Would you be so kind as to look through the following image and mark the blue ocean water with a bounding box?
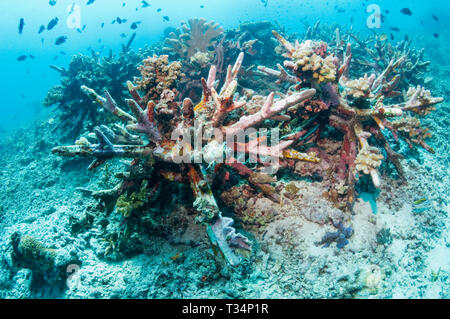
[0,0,448,300]
[0,0,447,131]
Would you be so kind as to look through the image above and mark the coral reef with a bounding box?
[164,18,224,61]
[49,19,443,271]
[44,47,155,139]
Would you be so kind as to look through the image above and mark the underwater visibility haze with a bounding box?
[0,0,448,299]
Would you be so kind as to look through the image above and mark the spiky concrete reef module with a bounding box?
[52,20,443,267]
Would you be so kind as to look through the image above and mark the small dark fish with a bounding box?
[433,33,439,38]
[38,25,45,34]
[121,19,128,23]
[29,54,35,59]
[123,2,125,6]
[76,28,82,33]
[53,55,59,61]
[157,8,162,12]
[404,35,409,42]
[49,0,56,6]
[142,0,150,7]
[87,0,95,5]
[390,34,394,40]
[130,22,138,30]
[47,17,59,30]
[390,27,400,32]
[385,10,390,14]
[18,18,25,35]
[200,5,204,8]
[101,22,105,28]
[163,16,169,22]
[17,55,28,61]
[21,94,26,98]
[112,19,116,24]
[55,36,67,45]
[120,33,127,38]
[432,14,439,22]
[116,17,122,24]
[400,8,412,16]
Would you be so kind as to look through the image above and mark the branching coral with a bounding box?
[53,50,319,266]
[164,18,224,60]
[259,30,443,208]
[44,48,154,138]
[50,20,443,267]
[272,31,336,85]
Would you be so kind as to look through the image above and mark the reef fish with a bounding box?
[17,55,28,61]
[163,16,170,22]
[86,0,95,5]
[38,25,45,34]
[432,14,439,22]
[18,18,25,35]
[400,8,412,16]
[47,17,59,30]
[378,34,388,41]
[142,0,150,7]
[55,36,67,45]
[49,0,56,5]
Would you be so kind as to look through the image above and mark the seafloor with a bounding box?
[0,32,449,299]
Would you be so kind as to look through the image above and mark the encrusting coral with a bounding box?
[51,20,443,267]
[44,48,155,139]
